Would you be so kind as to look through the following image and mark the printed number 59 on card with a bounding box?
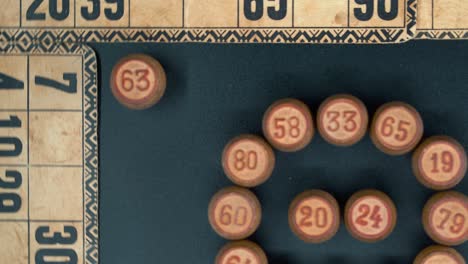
[0,0,414,43]
[21,0,128,27]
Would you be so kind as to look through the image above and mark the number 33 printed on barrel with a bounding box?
[317,95,368,146]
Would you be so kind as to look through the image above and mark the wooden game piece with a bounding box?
[208,186,262,240]
[412,136,467,190]
[344,189,397,243]
[288,190,340,243]
[222,135,275,187]
[317,94,368,146]
[370,102,424,155]
[422,191,468,246]
[414,245,466,264]
[215,240,268,264]
[110,54,166,110]
[262,99,314,152]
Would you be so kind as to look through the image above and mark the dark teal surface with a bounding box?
[93,41,468,263]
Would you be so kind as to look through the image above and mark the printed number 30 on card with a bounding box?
[0,47,98,264]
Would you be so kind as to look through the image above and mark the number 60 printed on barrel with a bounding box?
[209,187,262,240]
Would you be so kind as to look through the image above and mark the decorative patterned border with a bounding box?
[0,43,99,264]
[0,0,416,44]
[415,30,468,40]
[82,44,99,264]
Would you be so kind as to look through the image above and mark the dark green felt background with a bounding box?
[91,41,468,263]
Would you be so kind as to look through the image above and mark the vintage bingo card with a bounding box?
[0,42,98,264]
[0,0,416,44]
[416,0,468,39]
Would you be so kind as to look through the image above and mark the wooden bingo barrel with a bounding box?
[208,186,262,240]
[288,190,340,243]
[344,190,397,243]
[422,191,468,246]
[111,54,166,110]
[215,240,268,264]
[222,135,275,187]
[317,94,368,146]
[370,102,424,155]
[414,245,466,264]
[412,136,467,190]
[262,99,314,152]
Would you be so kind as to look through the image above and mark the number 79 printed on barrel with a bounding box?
[0,0,416,43]
[0,43,98,264]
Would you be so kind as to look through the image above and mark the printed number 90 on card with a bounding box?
[0,0,415,43]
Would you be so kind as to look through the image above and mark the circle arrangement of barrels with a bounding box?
[208,94,467,264]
